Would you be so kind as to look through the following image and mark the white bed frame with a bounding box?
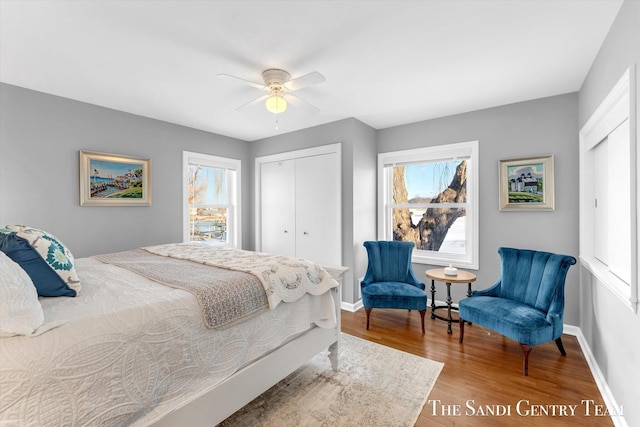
[151,265,347,427]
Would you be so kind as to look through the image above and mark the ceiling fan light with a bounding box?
[265,94,287,114]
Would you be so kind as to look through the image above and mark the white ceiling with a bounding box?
[0,0,623,142]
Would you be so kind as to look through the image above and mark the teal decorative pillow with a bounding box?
[0,225,80,297]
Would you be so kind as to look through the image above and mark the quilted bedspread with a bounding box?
[0,258,337,426]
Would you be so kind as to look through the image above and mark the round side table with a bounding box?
[425,268,477,334]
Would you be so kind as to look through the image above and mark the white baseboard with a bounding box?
[341,299,452,313]
[341,299,456,313]
[561,324,580,336]
[340,299,363,312]
[565,324,628,427]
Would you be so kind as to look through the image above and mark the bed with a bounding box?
[0,239,346,427]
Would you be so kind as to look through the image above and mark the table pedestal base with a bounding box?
[430,280,473,334]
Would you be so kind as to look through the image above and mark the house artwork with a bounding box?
[509,172,539,193]
[507,164,543,202]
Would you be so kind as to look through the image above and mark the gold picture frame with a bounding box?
[499,155,554,211]
[79,150,151,206]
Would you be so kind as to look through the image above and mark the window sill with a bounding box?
[580,255,637,314]
[412,253,478,270]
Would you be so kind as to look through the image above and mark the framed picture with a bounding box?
[499,155,554,211]
[79,150,151,206]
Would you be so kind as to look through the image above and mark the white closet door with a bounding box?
[260,160,296,257]
[295,153,341,266]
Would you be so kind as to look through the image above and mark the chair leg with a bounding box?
[419,310,426,334]
[365,307,372,330]
[519,343,533,376]
[459,318,465,343]
[555,337,567,356]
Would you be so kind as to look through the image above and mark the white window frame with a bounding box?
[579,66,638,313]
[182,151,241,249]
[378,140,479,269]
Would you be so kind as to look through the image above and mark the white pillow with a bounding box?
[0,251,44,337]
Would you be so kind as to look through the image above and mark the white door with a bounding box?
[295,153,341,266]
[260,160,296,257]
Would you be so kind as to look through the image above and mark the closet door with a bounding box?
[260,160,296,257]
[295,153,341,266]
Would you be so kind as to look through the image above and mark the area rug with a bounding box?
[218,333,444,426]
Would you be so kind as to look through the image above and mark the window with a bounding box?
[378,141,479,268]
[183,151,241,248]
[580,67,637,313]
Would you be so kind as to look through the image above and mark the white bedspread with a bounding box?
[0,258,336,427]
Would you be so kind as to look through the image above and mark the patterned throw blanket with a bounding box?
[93,249,268,329]
[143,243,339,309]
[94,244,338,329]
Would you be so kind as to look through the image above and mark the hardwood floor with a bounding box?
[341,308,613,427]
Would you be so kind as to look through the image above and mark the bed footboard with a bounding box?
[324,265,347,371]
[150,265,347,427]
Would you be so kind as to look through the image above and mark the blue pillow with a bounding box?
[0,228,79,297]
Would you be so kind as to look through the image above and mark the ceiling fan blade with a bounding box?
[217,73,266,90]
[235,94,269,111]
[284,71,326,92]
[286,93,320,114]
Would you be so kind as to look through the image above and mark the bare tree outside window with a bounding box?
[392,160,467,252]
[379,141,478,267]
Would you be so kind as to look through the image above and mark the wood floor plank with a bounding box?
[341,308,614,426]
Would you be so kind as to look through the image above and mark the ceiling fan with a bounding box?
[217,69,325,114]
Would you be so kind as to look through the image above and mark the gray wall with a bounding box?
[578,1,640,426]
[350,120,378,304]
[0,83,251,257]
[377,93,580,326]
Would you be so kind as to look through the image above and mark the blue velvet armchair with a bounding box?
[458,247,576,375]
[361,241,427,333]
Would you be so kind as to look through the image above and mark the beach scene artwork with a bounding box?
[79,151,151,206]
[89,159,144,199]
